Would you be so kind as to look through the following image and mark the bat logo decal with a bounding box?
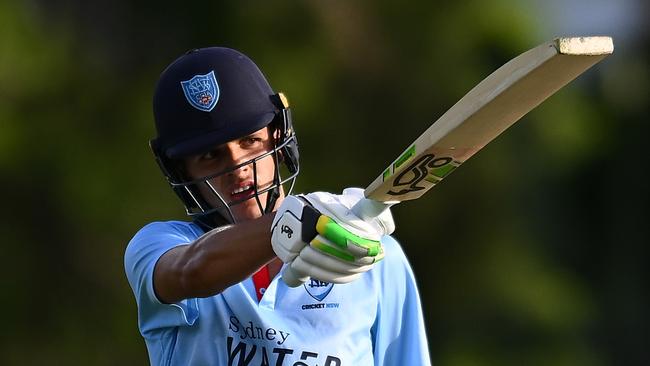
[387,154,453,196]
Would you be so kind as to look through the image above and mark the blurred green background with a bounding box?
[1,0,647,365]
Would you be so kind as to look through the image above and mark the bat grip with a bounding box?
[281,197,395,288]
[351,197,393,220]
[281,265,309,288]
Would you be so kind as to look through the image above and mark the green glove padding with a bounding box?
[311,215,384,263]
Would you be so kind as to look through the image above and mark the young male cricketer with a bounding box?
[124,47,431,365]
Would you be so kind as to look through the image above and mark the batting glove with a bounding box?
[270,189,394,287]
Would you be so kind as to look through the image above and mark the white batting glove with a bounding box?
[270,189,395,287]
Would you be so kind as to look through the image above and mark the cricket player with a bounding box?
[124,47,431,365]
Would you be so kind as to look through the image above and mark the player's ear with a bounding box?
[269,125,281,142]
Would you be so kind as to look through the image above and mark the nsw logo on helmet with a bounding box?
[180,70,220,112]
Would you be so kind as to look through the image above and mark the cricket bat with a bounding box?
[283,36,614,287]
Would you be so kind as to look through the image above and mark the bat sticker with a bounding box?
[387,154,458,196]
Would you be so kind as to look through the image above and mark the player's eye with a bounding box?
[241,136,263,147]
[199,150,219,160]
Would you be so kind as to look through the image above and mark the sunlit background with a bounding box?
[1,0,647,365]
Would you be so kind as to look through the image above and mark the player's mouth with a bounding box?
[230,182,256,202]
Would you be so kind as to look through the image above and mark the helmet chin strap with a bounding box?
[264,186,281,215]
[263,141,283,215]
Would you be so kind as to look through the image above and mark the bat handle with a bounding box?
[351,197,394,220]
[281,266,310,288]
[281,197,395,288]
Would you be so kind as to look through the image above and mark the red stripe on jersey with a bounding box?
[252,265,271,301]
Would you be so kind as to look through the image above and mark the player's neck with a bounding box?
[267,257,283,279]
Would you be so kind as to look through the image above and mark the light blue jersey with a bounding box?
[125,221,431,366]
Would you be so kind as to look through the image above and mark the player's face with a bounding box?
[184,127,283,221]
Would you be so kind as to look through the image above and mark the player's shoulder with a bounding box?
[135,220,202,236]
[380,235,406,257]
[371,235,419,291]
[126,220,203,252]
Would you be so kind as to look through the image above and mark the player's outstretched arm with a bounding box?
[153,214,276,304]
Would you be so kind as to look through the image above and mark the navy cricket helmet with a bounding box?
[149,47,299,227]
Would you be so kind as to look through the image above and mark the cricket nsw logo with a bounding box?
[304,279,333,301]
[180,70,219,112]
[301,280,340,310]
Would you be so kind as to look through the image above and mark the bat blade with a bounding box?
[363,36,613,205]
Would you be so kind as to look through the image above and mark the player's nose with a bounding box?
[223,145,251,175]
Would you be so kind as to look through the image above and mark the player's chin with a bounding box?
[230,195,268,221]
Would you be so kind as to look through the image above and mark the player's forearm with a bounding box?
[185,214,277,294]
[154,214,276,303]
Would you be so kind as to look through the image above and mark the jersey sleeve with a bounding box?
[371,236,431,366]
[124,221,201,336]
